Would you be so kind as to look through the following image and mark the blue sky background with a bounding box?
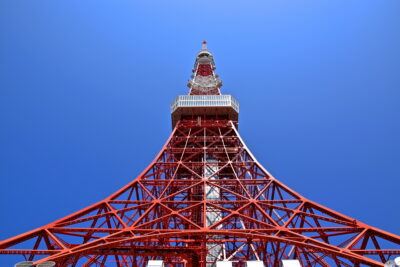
[1,1,399,265]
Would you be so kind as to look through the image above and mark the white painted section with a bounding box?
[206,156,224,265]
[395,257,400,266]
[147,260,164,267]
[246,261,264,267]
[385,258,400,267]
[37,262,56,267]
[216,262,233,267]
[385,261,397,267]
[171,95,239,114]
[281,259,302,267]
[14,262,34,267]
[205,166,222,227]
[202,41,208,50]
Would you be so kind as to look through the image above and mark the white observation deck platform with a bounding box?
[171,95,239,128]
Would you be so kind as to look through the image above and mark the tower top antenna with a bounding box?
[202,40,207,50]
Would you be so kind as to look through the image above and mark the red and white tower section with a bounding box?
[1,42,400,267]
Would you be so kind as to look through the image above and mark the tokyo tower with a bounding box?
[1,42,400,267]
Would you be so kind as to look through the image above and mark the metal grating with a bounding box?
[171,95,239,114]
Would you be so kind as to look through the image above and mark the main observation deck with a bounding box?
[171,95,239,128]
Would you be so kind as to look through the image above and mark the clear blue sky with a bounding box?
[1,1,399,265]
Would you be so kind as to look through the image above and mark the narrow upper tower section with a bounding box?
[188,41,222,95]
[171,42,239,128]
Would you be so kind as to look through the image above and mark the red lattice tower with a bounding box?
[1,42,400,267]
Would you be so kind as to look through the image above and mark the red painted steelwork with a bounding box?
[1,43,400,266]
[196,64,213,77]
[188,41,221,96]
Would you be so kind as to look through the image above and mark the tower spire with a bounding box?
[188,41,222,95]
[202,40,207,50]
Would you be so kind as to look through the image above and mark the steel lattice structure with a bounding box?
[1,42,400,267]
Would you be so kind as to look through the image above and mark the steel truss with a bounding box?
[1,119,400,266]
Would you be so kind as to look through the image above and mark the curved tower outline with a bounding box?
[1,42,400,267]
